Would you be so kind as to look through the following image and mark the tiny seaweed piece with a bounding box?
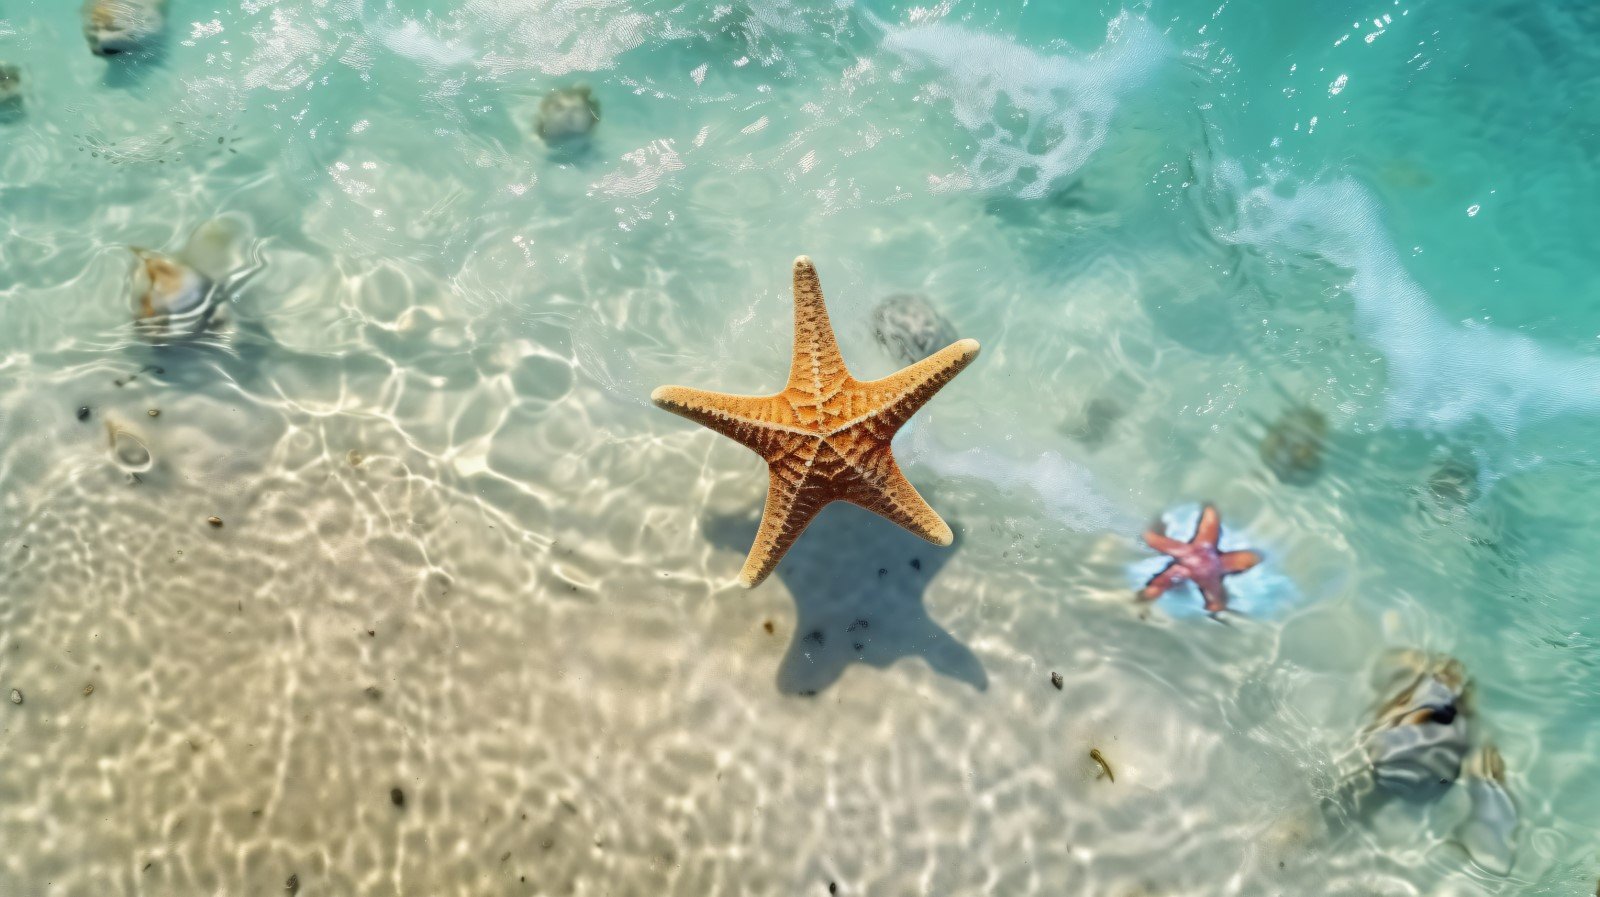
[1089,748,1114,783]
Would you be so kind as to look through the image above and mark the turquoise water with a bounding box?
[3,0,1600,893]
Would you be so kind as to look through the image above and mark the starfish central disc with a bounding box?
[652,256,981,587]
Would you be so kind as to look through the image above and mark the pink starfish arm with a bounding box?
[1194,504,1221,546]
[1139,562,1189,601]
[1220,549,1262,573]
[1198,580,1230,614]
[1144,528,1187,554]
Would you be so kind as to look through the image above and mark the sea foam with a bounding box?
[882,13,1166,198]
[1219,165,1600,433]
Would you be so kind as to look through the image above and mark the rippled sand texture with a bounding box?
[4,0,1600,894]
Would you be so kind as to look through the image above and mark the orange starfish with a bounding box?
[1139,504,1261,615]
[652,257,980,588]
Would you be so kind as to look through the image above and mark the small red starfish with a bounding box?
[1139,504,1261,615]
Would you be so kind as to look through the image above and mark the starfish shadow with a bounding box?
[704,504,988,696]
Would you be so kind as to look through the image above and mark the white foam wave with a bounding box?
[883,13,1166,198]
[1219,165,1600,432]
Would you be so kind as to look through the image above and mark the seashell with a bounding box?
[1360,651,1471,800]
[106,419,153,474]
[83,0,167,57]
[1455,743,1517,875]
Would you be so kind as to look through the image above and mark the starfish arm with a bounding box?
[786,256,851,398]
[1220,549,1262,573]
[1194,504,1222,546]
[843,462,954,546]
[651,386,795,457]
[739,462,829,588]
[833,338,982,439]
[1139,562,1188,600]
[1198,580,1230,614]
[1144,529,1186,555]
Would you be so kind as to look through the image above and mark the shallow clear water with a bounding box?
[3,0,1600,893]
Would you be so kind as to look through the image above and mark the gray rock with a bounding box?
[536,85,600,143]
[83,0,167,57]
[1259,406,1327,484]
[8,688,20,705]
[0,64,22,106]
[870,293,957,367]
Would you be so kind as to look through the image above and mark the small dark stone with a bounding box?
[207,516,223,528]
[77,405,91,421]
[852,643,864,652]
[364,686,382,701]
[1050,672,1063,690]
[391,787,405,808]
[909,558,922,571]
[877,568,887,577]
[829,883,838,895]
[1260,406,1328,485]
[286,872,299,894]
[367,629,376,637]
[763,620,774,634]
[143,862,152,871]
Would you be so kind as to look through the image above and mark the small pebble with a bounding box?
[286,872,299,894]
[1050,672,1063,690]
[364,686,382,701]
[8,688,20,705]
[207,516,223,528]
[83,683,94,697]
[762,620,774,634]
[390,786,405,808]
[76,405,91,421]
[147,409,160,417]
[829,883,838,895]
[347,449,364,467]
[909,558,922,571]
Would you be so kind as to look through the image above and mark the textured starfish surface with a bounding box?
[652,256,980,587]
[1139,504,1262,614]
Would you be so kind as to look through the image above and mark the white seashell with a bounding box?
[131,249,213,319]
[105,420,153,474]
